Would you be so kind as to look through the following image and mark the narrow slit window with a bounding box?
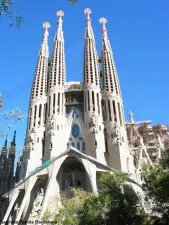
[97,93,100,114]
[48,96,51,117]
[58,93,60,113]
[44,103,47,124]
[34,105,37,126]
[88,91,90,111]
[118,102,122,126]
[113,100,117,122]
[53,94,55,114]
[108,100,112,121]
[84,94,86,112]
[92,91,95,111]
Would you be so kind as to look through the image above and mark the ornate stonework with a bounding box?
[31,188,44,217]
[89,114,98,133]
[47,115,56,136]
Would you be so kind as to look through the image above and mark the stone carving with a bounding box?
[113,122,120,137]
[26,128,36,150]
[64,169,82,192]
[89,114,98,133]
[31,188,44,217]
[112,123,122,146]
[113,137,122,146]
[47,115,56,136]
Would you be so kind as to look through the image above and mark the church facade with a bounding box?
[0,8,168,224]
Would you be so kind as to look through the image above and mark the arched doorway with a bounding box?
[56,156,92,193]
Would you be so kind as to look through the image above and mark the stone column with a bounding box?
[38,155,67,221]
[1,190,19,224]
[14,177,37,225]
[81,158,97,193]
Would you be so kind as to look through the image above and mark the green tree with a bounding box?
[0,0,23,27]
[0,0,78,27]
[79,173,152,225]
[142,148,169,223]
[47,173,152,225]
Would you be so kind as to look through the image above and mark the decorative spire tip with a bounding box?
[99,17,107,25]
[99,17,107,34]
[57,10,64,17]
[43,22,51,30]
[84,8,92,25]
[84,8,92,15]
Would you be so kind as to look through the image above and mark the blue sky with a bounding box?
[0,0,169,156]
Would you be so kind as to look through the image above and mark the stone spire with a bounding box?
[9,130,16,156]
[0,138,8,196]
[30,22,50,101]
[1,137,8,156]
[100,17,134,172]
[83,8,106,164]
[99,17,121,96]
[6,130,16,192]
[44,11,66,160]
[23,23,50,177]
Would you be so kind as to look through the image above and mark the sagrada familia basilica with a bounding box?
[0,8,168,224]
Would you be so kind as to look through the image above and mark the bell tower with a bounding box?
[83,9,106,165]
[100,17,134,172]
[23,22,50,176]
[44,11,67,161]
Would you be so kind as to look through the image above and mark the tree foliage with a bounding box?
[0,0,23,27]
[142,148,169,223]
[45,173,152,225]
[0,0,78,27]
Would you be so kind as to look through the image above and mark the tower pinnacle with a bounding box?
[84,8,94,39]
[99,17,107,38]
[57,10,64,22]
[55,10,64,41]
[84,8,91,26]
[42,22,50,42]
[39,21,50,58]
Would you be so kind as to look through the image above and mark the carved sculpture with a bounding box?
[112,123,122,146]
[26,128,36,150]
[31,188,44,217]
[47,115,56,136]
[89,114,98,133]
[113,137,122,146]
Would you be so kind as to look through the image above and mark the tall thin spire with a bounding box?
[44,10,66,160]
[84,8,94,40]
[2,137,7,155]
[48,10,65,89]
[83,8,99,86]
[100,17,134,172]
[55,10,64,41]
[31,22,50,101]
[23,22,50,177]
[83,8,106,164]
[9,130,16,156]
[39,22,50,58]
[99,17,121,96]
